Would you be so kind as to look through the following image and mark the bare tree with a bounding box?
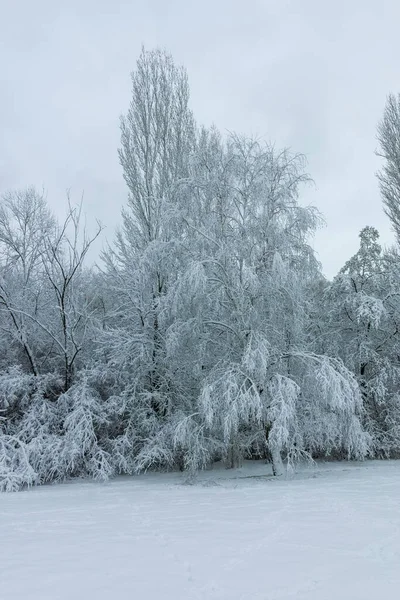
[0,189,102,390]
[42,200,102,391]
[0,188,55,375]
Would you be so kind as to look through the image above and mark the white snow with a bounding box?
[1,460,400,600]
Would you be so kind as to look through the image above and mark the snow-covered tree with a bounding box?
[321,227,400,456]
[377,93,400,243]
[165,132,369,474]
[118,46,196,250]
[100,47,198,464]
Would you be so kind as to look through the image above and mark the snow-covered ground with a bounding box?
[1,460,400,600]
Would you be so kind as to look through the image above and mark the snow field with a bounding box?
[1,460,400,600]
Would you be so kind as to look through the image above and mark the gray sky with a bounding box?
[1,0,400,277]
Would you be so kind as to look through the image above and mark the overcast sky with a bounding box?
[1,0,400,277]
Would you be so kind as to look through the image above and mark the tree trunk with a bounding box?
[271,447,285,476]
[226,437,242,469]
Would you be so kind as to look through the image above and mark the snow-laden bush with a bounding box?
[0,371,119,491]
[0,436,37,492]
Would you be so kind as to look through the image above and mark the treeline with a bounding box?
[1,48,400,491]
